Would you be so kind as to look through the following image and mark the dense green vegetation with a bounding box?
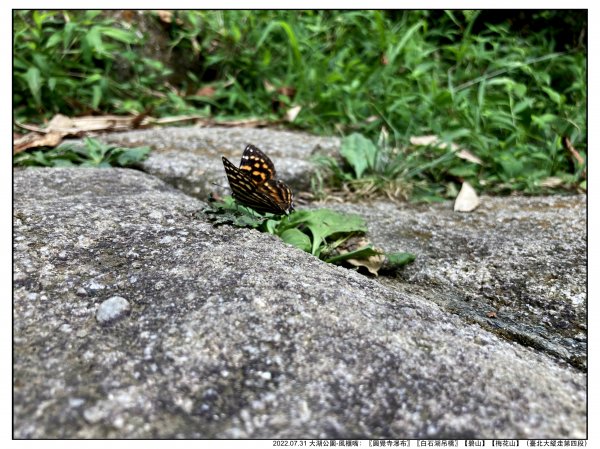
[13,10,587,198]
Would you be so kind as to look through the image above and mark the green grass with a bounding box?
[13,10,175,118]
[13,10,587,197]
[13,137,150,167]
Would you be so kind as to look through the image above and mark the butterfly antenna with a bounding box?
[210,180,229,189]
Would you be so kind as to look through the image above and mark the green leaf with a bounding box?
[141,57,167,72]
[24,67,42,106]
[541,86,563,105]
[31,151,51,166]
[45,32,63,48]
[17,139,149,170]
[32,10,52,29]
[513,98,533,114]
[51,159,76,167]
[256,21,301,65]
[324,244,380,264]
[498,156,524,178]
[531,113,558,129]
[536,71,551,85]
[63,21,76,48]
[92,85,102,109]
[115,147,151,166]
[340,133,378,179]
[101,27,137,44]
[201,196,270,229]
[384,252,416,268]
[279,209,368,256]
[448,165,479,177]
[280,228,312,253]
[512,82,527,98]
[32,53,49,72]
[83,137,107,160]
[84,10,102,20]
[386,20,423,67]
[263,219,280,234]
[84,73,103,85]
[84,27,104,57]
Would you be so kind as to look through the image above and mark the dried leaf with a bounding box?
[263,80,276,93]
[47,114,75,130]
[410,135,438,146]
[285,105,302,123]
[540,177,563,188]
[131,108,153,129]
[156,10,173,23]
[346,253,385,276]
[17,114,154,136]
[456,149,483,165]
[454,181,480,212]
[562,136,584,165]
[121,10,135,22]
[410,135,483,166]
[70,116,131,131]
[336,236,385,276]
[14,111,279,155]
[13,131,64,154]
[154,115,211,125]
[410,134,458,151]
[204,117,272,128]
[277,86,296,99]
[196,85,216,97]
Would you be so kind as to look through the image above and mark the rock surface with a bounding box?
[328,196,587,370]
[99,124,585,370]
[90,127,340,199]
[13,166,586,439]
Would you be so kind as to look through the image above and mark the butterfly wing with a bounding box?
[222,156,286,214]
[238,144,276,185]
[258,179,294,214]
[222,144,295,215]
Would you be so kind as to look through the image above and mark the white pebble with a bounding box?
[96,296,130,324]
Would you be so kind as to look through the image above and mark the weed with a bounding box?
[201,195,415,274]
[13,137,151,167]
[13,10,174,121]
[316,126,585,203]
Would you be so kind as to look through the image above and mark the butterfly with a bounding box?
[222,144,294,215]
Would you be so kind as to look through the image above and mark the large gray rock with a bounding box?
[91,126,340,199]
[13,167,586,439]
[329,197,587,369]
[89,126,587,371]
